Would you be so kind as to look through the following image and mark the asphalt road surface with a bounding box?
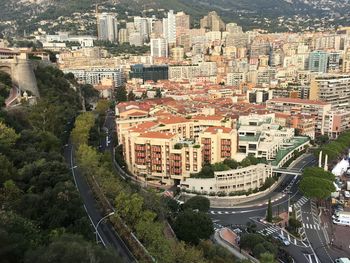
[64,142,136,263]
[209,153,332,263]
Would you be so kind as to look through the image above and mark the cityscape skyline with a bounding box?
[1,2,350,263]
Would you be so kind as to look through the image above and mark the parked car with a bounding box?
[233,228,242,234]
[275,234,290,246]
[335,258,350,263]
[333,204,344,212]
[344,191,350,198]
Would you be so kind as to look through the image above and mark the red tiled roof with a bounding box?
[127,111,148,117]
[158,116,190,124]
[139,131,176,139]
[193,115,224,121]
[129,121,158,132]
[267,97,329,106]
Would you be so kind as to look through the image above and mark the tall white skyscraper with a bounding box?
[97,13,118,42]
[134,17,150,42]
[150,38,168,58]
[163,10,176,45]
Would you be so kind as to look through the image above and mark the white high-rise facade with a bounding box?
[97,13,118,42]
[151,38,168,58]
[134,17,150,42]
[163,10,176,45]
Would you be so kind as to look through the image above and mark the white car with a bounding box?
[344,191,350,198]
[276,234,290,246]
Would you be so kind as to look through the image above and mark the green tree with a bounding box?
[288,218,302,231]
[223,158,239,169]
[246,221,257,233]
[183,196,210,212]
[303,167,335,181]
[0,180,22,209]
[155,88,162,98]
[115,86,127,102]
[0,71,12,106]
[212,162,230,171]
[173,210,214,245]
[0,154,15,184]
[71,112,95,146]
[198,240,235,263]
[266,198,273,222]
[0,211,41,262]
[127,90,136,101]
[299,177,335,200]
[315,135,329,145]
[24,234,121,263]
[141,91,148,100]
[76,144,100,174]
[0,71,12,86]
[239,233,264,250]
[174,241,208,263]
[260,252,276,263]
[0,121,19,153]
[299,167,335,201]
[115,192,144,228]
[28,100,61,132]
[95,99,110,115]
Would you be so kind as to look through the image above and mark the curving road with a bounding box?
[209,153,322,263]
[64,142,136,263]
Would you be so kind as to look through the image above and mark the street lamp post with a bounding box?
[95,212,115,244]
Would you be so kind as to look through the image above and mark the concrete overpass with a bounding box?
[272,167,302,176]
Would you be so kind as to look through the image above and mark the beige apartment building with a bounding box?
[180,163,272,194]
[121,125,237,184]
[117,108,310,188]
[323,110,350,139]
[310,74,350,110]
[122,130,203,185]
[266,97,331,135]
[117,111,237,184]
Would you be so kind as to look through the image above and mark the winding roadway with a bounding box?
[64,132,136,262]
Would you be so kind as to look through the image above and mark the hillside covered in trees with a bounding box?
[0,66,121,262]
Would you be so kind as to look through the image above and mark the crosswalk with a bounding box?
[294,196,309,209]
[257,226,279,236]
[257,225,309,247]
[210,210,235,215]
[282,175,298,194]
[304,253,320,263]
[303,223,320,230]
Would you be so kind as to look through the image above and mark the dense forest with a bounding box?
[0,66,120,262]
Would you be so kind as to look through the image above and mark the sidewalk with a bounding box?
[321,209,350,257]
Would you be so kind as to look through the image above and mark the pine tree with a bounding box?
[155,88,162,98]
[266,198,273,222]
[115,86,127,102]
[141,91,148,100]
[127,90,136,101]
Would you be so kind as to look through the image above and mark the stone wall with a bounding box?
[0,53,39,97]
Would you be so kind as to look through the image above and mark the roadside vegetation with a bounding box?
[71,109,243,262]
[0,66,120,262]
[315,131,350,163]
[298,167,335,201]
[191,155,267,178]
